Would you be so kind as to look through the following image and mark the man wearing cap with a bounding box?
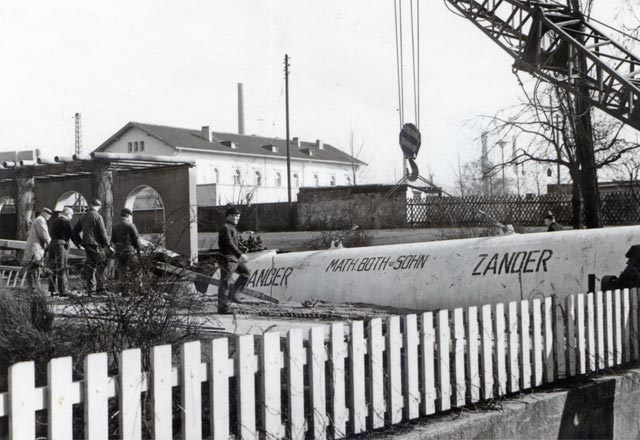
[22,207,53,293]
[72,198,113,296]
[47,207,79,296]
[217,205,251,313]
[544,212,563,232]
[111,208,142,294]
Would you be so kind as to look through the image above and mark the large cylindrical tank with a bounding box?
[237,226,640,311]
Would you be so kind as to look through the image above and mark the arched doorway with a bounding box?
[55,191,89,223]
[0,196,17,239]
[125,185,165,246]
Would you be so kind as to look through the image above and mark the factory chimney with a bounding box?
[238,83,245,135]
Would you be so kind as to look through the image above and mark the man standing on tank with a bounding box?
[217,205,251,314]
[72,198,113,296]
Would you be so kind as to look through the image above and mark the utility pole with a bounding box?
[284,54,292,205]
[498,140,507,194]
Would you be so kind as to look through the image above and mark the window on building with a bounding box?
[233,169,241,186]
[330,176,336,186]
[214,168,219,184]
[140,141,145,152]
[255,171,262,186]
[134,141,139,152]
[293,173,299,187]
[275,172,282,187]
[313,174,319,187]
[127,142,133,153]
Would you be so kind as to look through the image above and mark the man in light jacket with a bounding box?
[22,207,53,293]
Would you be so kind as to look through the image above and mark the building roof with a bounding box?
[94,122,366,166]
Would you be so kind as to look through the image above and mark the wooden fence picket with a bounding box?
[554,297,566,379]
[466,306,481,402]
[632,288,640,361]
[586,293,597,372]
[85,353,110,440]
[48,357,74,440]
[494,303,507,396]
[236,335,257,440]
[613,290,623,365]
[119,348,143,440]
[453,308,466,407]
[543,298,554,383]
[531,299,543,387]
[596,291,606,370]
[605,291,614,368]
[437,310,451,411]
[151,345,173,440]
[576,294,586,375]
[519,301,531,390]
[622,289,631,363]
[261,331,284,439]
[566,295,576,377]
[420,312,437,415]
[386,316,403,423]
[181,341,202,440]
[330,322,348,438]
[310,326,328,439]
[9,361,35,440]
[403,314,420,420]
[507,302,520,393]
[368,318,385,429]
[209,338,232,440]
[287,328,306,440]
[481,305,494,399]
[349,321,367,433]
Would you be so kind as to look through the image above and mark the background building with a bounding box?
[94,122,365,205]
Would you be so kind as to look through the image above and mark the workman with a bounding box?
[47,207,77,296]
[543,212,563,232]
[22,207,53,294]
[72,198,113,296]
[111,207,142,294]
[217,205,251,314]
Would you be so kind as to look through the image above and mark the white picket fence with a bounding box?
[1,288,639,439]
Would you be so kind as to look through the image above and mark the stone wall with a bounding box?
[296,184,407,230]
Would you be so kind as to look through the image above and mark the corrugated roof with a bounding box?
[94,122,366,166]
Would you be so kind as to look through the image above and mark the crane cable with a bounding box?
[394,0,422,131]
[394,0,405,129]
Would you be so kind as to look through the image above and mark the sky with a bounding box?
[0,0,628,193]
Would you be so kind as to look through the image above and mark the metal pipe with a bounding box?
[19,160,36,167]
[90,152,195,165]
[54,156,76,163]
[37,157,56,165]
[2,161,16,168]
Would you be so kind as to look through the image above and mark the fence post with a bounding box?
[310,326,328,439]
[261,332,284,439]
[436,310,451,411]
[349,321,367,433]
[543,298,554,383]
[403,314,420,420]
[236,335,257,440]
[452,308,466,407]
[586,293,597,372]
[507,302,520,393]
[467,306,481,402]
[420,312,436,415]
[596,291,605,370]
[481,305,494,399]
[209,338,232,440]
[368,318,385,429]
[494,303,507,396]
[532,299,543,387]
[330,322,348,438]
[386,316,403,424]
[519,300,531,390]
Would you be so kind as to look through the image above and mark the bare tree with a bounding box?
[347,127,366,185]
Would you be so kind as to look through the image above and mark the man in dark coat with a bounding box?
[47,207,78,296]
[72,198,113,296]
[544,212,563,232]
[217,206,251,313]
[111,208,142,294]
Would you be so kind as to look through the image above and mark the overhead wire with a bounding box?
[394,0,405,128]
[410,0,419,128]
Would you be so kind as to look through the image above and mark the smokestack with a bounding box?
[238,83,245,135]
[201,126,211,141]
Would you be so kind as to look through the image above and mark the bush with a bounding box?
[302,227,374,250]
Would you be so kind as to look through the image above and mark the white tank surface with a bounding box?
[237,226,640,311]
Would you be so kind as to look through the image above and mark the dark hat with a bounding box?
[90,198,102,207]
[121,208,133,216]
[41,207,53,215]
[224,205,240,216]
[544,211,555,220]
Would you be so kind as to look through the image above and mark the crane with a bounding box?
[443,0,640,131]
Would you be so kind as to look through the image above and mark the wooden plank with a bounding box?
[566,295,576,377]
[481,305,494,398]
[543,298,554,383]
[596,291,605,370]
[386,316,403,423]
[261,332,284,439]
[519,301,531,390]
[288,328,306,440]
[554,296,567,379]
[586,293,597,372]
[9,361,35,440]
[605,290,614,367]
[48,357,74,440]
[531,299,543,387]
[452,308,466,407]
[576,294,587,375]
[349,321,367,433]
[614,290,623,365]
[151,345,173,440]
[120,348,143,440]
[209,338,232,440]
[466,306,481,402]
[437,310,451,411]
[181,341,202,440]
[403,314,420,420]
[85,353,110,440]
[310,326,328,439]
[368,318,385,429]
[494,303,507,395]
[236,335,257,440]
[330,322,348,438]
[420,312,436,415]
[507,302,520,393]
[631,288,639,361]
[622,289,631,363]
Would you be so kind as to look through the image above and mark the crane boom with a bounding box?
[445,0,640,130]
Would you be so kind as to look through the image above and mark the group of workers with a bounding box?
[22,198,142,296]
